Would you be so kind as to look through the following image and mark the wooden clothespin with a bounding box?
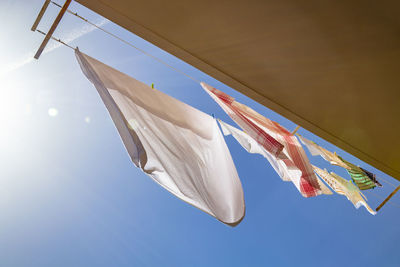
[291,125,300,135]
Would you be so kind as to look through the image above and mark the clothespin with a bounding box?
[291,125,300,135]
[151,83,154,89]
[211,113,215,119]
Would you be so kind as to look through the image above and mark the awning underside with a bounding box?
[76,0,400,181]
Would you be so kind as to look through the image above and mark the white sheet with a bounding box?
[75,50,245,226]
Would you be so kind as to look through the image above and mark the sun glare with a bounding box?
[48,107,59,117]
[0,78,27,150]
[0,80,23,125]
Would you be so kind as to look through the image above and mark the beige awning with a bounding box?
[76,0,400,181]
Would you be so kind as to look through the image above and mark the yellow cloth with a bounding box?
[312,165,376,215]
[297,134,348,168]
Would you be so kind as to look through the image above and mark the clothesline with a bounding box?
[50,0,201,83]
[379,177,398,188]
[365,190,400,209]
[36,12,400,193]
[41,2,400,190]
[41,1,400,216]
[36,14,305,139]
[36,28,76,50]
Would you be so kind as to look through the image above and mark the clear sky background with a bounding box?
[1,1,400,266]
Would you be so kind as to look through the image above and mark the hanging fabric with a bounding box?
[200,83,283,156]
[298,134,381,190]
[75,50,245,226]
[312,166,376,215]
[219,120,332,195]
[297,134,347,168]
[201,82,323,198]
[360,167,382,187]
[337,156,379,190]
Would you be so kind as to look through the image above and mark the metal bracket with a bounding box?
[33,0,72,59]
[31,0,50,32]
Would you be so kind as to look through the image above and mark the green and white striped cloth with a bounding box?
[337,156,376,190]
[297,134,381,191]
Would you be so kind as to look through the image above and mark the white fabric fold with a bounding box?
[202,82,324,197]
[297,134,348,168]
[219,120,298,182]
[219,120,332,195]
[75,50,245,225]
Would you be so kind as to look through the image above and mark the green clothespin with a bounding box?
[151,83,154,89]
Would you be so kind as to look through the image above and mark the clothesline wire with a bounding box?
[35,29,400,214]
[44,2,400,198]
[50,1,201,84]
[45,1,332,136]
[365,190,400,210]
[378,177,398,188]
[36,29,76,50]
[296,126,399,189]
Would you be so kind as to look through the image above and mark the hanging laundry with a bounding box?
[360,167,382,187]
[219,119,297,182]
[298,134,381,190]
[337,156,379,190]
[312,166,376,215]
[200,83,283,157]
[297,134,347,168]
[76,50,245,226]
[201,82,323,198]
[219,120,332,195]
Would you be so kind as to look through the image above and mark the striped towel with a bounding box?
[219,120,333,195]
[337,156,377,190]
[360,167,382,187]
[201,83,283,156]
[202,82,323,198]
[298,134,381,190]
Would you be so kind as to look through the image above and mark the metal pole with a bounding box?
[31,0,50,32]
[376,185,400,212]
[34,0,72,59]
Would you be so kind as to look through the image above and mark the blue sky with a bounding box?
[1,1,399,266]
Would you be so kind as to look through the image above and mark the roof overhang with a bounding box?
[76,0,400,181]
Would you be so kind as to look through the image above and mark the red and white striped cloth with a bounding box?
[202,82,323,197]
[201,83,283,157]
